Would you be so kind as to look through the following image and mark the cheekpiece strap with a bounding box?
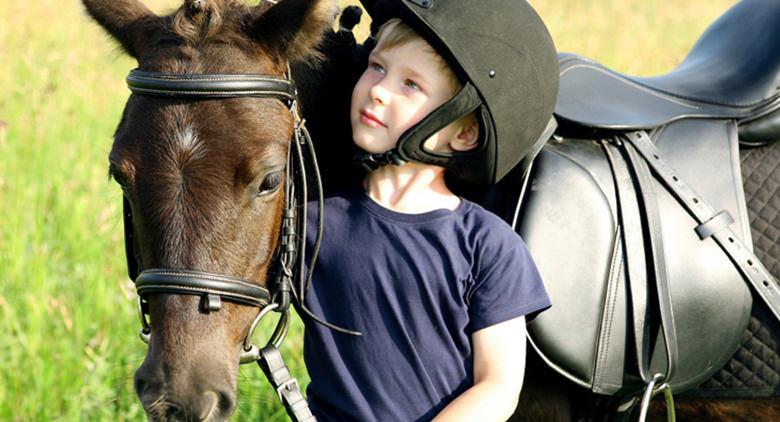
[126,69,297,100]
[353,149,407,171]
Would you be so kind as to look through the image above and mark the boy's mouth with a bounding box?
[360,110,386,128]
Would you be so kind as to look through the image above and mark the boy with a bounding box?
[304,1,559,420]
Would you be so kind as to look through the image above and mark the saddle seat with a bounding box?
[555,0,780,141]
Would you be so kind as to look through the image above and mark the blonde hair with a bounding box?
[373,19,479,135]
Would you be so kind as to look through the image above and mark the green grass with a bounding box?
[0,0,736,419]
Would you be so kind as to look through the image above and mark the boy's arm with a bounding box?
[432,316,527,422]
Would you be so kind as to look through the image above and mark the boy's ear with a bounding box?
[449,120,480,152]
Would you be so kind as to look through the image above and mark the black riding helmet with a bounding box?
[357,0,559,185]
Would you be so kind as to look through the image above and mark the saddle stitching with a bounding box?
[129,88,293,97]
[560,64,702,110]
[137,283,267,305]
[593,229,625,390]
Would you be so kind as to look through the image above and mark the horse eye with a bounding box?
[109,163,128,186]
[258,171,283,195]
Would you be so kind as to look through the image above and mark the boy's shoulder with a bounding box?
[458,198,517,237]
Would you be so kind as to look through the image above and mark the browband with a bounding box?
[126,69,297,100]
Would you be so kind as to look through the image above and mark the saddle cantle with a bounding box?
[554,0,780,145]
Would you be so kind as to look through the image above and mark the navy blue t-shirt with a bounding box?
[303,189,550,421]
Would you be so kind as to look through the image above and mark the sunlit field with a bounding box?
[0,0,736,419]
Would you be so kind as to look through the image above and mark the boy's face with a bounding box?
[351,30,457,155]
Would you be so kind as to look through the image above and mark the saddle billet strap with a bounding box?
[258,346,317,422]
[623,131,780,322]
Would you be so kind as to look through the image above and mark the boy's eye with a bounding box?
[404,79,422,91]
[369,62,385,73]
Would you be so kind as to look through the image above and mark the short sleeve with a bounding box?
[468,241,551,332]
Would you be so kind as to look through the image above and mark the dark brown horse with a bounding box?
[83,0,339,419]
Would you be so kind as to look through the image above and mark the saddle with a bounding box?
[502,0,780,400]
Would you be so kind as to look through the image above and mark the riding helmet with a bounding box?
[358,0,559,185]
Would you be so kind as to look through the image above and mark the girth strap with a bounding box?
[258,346,317,422]
[623,131,780,322]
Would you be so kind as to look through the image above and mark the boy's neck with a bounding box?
[362,162,460,214]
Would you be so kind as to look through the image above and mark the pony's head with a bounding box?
[83,0,336,419]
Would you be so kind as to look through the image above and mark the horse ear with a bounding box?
[82,0,160,59]
[251,0,338,62]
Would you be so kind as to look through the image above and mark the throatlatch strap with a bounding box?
[623,131,780,323]
[258,346,316,422]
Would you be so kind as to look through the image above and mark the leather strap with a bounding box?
[622,138,678,383]
[353,149,407,171]
[602,140,678,388]
[602,142,653,383]
[126,69,297,100]
[135,269,272,308]
[623,131,780,322]
[695,210,735,240]
[258,346,317,422]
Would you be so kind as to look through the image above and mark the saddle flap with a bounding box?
[520,119,753,395]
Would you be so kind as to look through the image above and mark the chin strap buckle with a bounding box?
[354,149,407,172]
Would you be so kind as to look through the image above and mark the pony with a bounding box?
[82,0,346,419]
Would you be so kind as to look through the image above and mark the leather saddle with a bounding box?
[496,0,780,398]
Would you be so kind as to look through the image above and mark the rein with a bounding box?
[122,67,338,422]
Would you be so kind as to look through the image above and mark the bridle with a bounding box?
[122,67,335,422]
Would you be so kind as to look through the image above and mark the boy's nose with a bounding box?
[369,82,391,105]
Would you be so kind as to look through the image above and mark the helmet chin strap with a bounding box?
[353,149,407,171]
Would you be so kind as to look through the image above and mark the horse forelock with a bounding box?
[170,0,254,47]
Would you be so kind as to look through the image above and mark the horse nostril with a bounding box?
[204,389,236,419]
[200,391,220,419]
[134,373,148,398]
[217,389,236,413]
[165,404,188,420]
[215,391,236,416]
